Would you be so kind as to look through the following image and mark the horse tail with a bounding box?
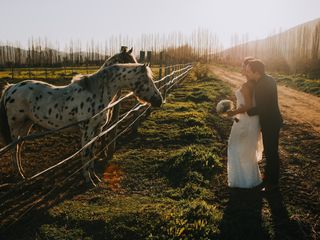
[0,83,13,145]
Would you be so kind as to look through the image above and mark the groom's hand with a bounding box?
[227,110,235,117]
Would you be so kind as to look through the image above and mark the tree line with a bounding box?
[0,29,223,68]
[221,18,320,77]
[1,19,319,76]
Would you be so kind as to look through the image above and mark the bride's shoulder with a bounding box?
[240,83,249,92]
[240,81,254,93]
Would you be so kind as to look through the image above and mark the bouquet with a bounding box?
[216,100,234,116]
[216,100,239,122]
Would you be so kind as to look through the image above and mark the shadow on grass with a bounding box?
[0,160,92,240]
[219,187,269,240]
[264,190,308,240]
[219,188,308,240]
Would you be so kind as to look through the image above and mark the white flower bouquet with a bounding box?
[216,100,234,116]
[216,100,239,122]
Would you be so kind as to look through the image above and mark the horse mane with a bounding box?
[71,73,97,92]
[71,74,91,83]
[146,66,154,81]
[0,83,14,144]
[1,82,13,99]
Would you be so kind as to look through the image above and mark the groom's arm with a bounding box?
[247,106,258,116]
[247,77,275,117]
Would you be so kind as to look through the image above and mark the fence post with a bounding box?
[104,90,121,161]
[172,65,177,89]
[8,62,14,80]
[147,51,152,65]
[163,64,169,102]
[131,103,140,136]
[131,50,146,135]
[158,51,163,82]
[139,51,145,63]
[158,51,164,91]
[45,68,48,81]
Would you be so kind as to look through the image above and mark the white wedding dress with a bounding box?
[227,89,263,188]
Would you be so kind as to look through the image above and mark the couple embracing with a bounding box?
[226,58,283,192]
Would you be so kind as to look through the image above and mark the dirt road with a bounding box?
[210,65,320,134]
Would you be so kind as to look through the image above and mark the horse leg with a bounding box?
[82,147,97,187]
[99,91,119,160]
[81,122,101,186]
[9,136,25,180]
[10,121,33,180]
[16,122,33,178]
[87,137,102,184]
[90,132,102,184]
[10,143,23,180]
[89,120,106,184]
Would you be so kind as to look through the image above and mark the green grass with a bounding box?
[273,73,320,96]
[213,64,320,97]
[34,64,233,239]
[0,66,161,86]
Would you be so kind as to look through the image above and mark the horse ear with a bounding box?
[141,63,147,72]
[120,46,128,53]
[128,47,133,54]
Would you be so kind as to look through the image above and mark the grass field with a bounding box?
[33,66,232,240]
[212,64,320,97]
[273,73,320,96]
[0,66,162,87]
[1,64,318,239]
[1,65,319,97]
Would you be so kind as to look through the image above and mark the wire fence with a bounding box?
[0,63,193,187]
[0,62,193,230]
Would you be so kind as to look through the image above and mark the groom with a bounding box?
[245,59,283,192]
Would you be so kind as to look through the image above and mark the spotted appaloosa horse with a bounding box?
[98,46,138,124]
[0,47,137,183]
[0,63,162,186]
[101,46,137,68]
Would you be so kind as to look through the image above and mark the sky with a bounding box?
[1,0,319,49]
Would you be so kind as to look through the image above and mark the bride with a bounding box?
[226,58,263,188]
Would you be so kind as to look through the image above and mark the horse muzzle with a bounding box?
[150,95,163,108]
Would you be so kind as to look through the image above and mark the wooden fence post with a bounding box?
[11,67,14,80]
[147,51,152,65]
[45,68,48,81]
[8,62,14,80]
[105,90,121,161]
[139,51,145,63]
[131,50,145,135]
[28,67,31,79]
[163,64,169,102]
[170,65,175,90]
[158,51,163,89]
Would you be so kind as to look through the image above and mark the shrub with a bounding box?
[162,145,222,186]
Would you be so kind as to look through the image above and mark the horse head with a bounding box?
[101,47,137,69]
[118,47,137,64]
[131,63,163,108]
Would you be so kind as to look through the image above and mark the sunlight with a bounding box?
[103,163,124,192]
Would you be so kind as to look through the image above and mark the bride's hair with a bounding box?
[242,56,255,67]
[247,59,265,75]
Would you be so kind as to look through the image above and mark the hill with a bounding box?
[219,18,320,75]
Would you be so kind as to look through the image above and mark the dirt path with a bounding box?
[210,65,320,134]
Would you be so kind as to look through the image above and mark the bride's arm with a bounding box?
[227,84,253,116]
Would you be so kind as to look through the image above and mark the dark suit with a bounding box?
[247,74,283,185]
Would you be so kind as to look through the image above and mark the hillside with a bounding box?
[219,18,320,75]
